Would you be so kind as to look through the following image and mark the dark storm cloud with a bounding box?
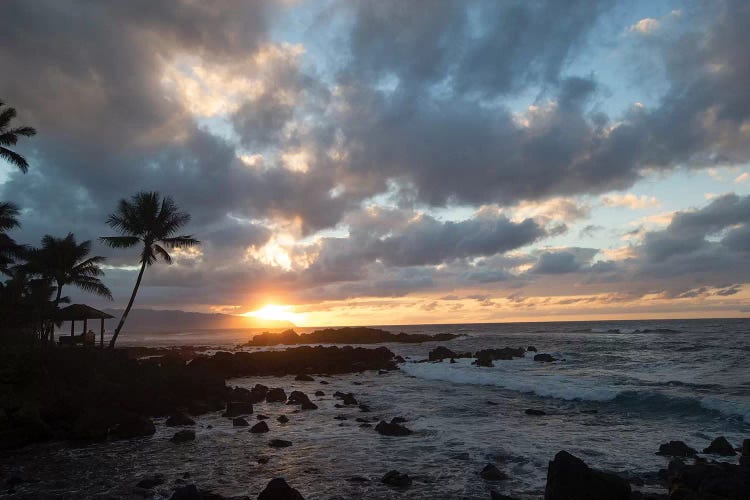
[530,248,599,274]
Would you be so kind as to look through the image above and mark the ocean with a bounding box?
[5,318,750,499]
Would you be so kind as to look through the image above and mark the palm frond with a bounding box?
[160,235,200,248]
[99,235,140,248]
[0,147,29,173]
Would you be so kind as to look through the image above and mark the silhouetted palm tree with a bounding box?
[27,233,113,308]
[0,202,26,276]
[0,101,36,173]
[100,191,199,348]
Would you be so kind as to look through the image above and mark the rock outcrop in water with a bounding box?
[428,346,472,361]
[663,458,750,499]
[244,327,459,346]
[656,440,698,457]
[702,436,736,456]
[545,450,631,500]
[189,345,398,378]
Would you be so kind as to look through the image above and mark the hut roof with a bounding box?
[55,304,114,321]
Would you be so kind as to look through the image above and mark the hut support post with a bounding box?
[100,318,104,348]
[70,320,74,338]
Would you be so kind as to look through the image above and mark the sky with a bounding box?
[2,0,750,326]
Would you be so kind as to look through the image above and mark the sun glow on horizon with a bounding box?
[243,304,306,325]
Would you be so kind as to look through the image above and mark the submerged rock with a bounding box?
[545,450,630,500]
[533,353,557,362]
[480,464,508,481]
[294,374,314,382]
[525,409,546,416]
[702,436,736,456]
[374,420,412,436]
[257,478,304,500]
[170,429,195,443]
[656,440,698,457]
[277,415,289,424]
[314,391,324,396]
[268,439,292,448]
[382,470,412,488]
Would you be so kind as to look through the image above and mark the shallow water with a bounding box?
[3,319,750,499]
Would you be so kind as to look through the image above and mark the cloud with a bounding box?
[734,172,749,184]
[629,18,660,34]
[601,193,660,209]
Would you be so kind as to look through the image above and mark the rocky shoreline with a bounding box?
[1,344,749,499]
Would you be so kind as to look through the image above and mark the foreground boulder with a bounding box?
[656,440,698,457]
[257,478,305,500]
[382,470,412,488]
[223,401,254,417]
[250,421,269,433]
[545,450,630,500]
[266,388,287,403]
[112,415,156,440]
[702,436,736,456]
[665,460,750,499]
[375,420,412,436]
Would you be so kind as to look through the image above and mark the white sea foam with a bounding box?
[400,357,621,402]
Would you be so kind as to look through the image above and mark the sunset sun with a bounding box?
[244,304,305,324]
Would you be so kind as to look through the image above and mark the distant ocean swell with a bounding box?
[399,358,750,422]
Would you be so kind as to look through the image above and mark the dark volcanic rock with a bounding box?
[314,391,324,396]
[375,420,412,436]
[136,474,165,489]
[342,394,358,406]
[382,470,412,488]
[533,353,557,362]
[287,391,311,405]
[233,417,250,427]
[480,464,508,481]
[301,401,318,410]
[472,356,494,367]
[702,436,736,456]
[112,415,156,440]
[358,404,371,412]
[525,409,546,416]
[294,374,314,382]
[170,429,195,443]
[250,421,269,433]
[189,346,398,378]
[257,478,304,500]
[428,346,470,361]
[223,401,254,417]
[266,388,287,403]
[545,450,631,500]
[166,412,195,426]
[277,415,289,424]
[475,347,526,361]
[527,346,537,352]
[268,439,292,448]
[246,326,458,346]
[169,484,199,499]
[666,460,750,499]
[390,417,407,424]
[656,440,698,457]
[257,414,269,420]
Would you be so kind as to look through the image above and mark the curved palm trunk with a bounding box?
[109,259,147,348]
[49,284,63,344]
